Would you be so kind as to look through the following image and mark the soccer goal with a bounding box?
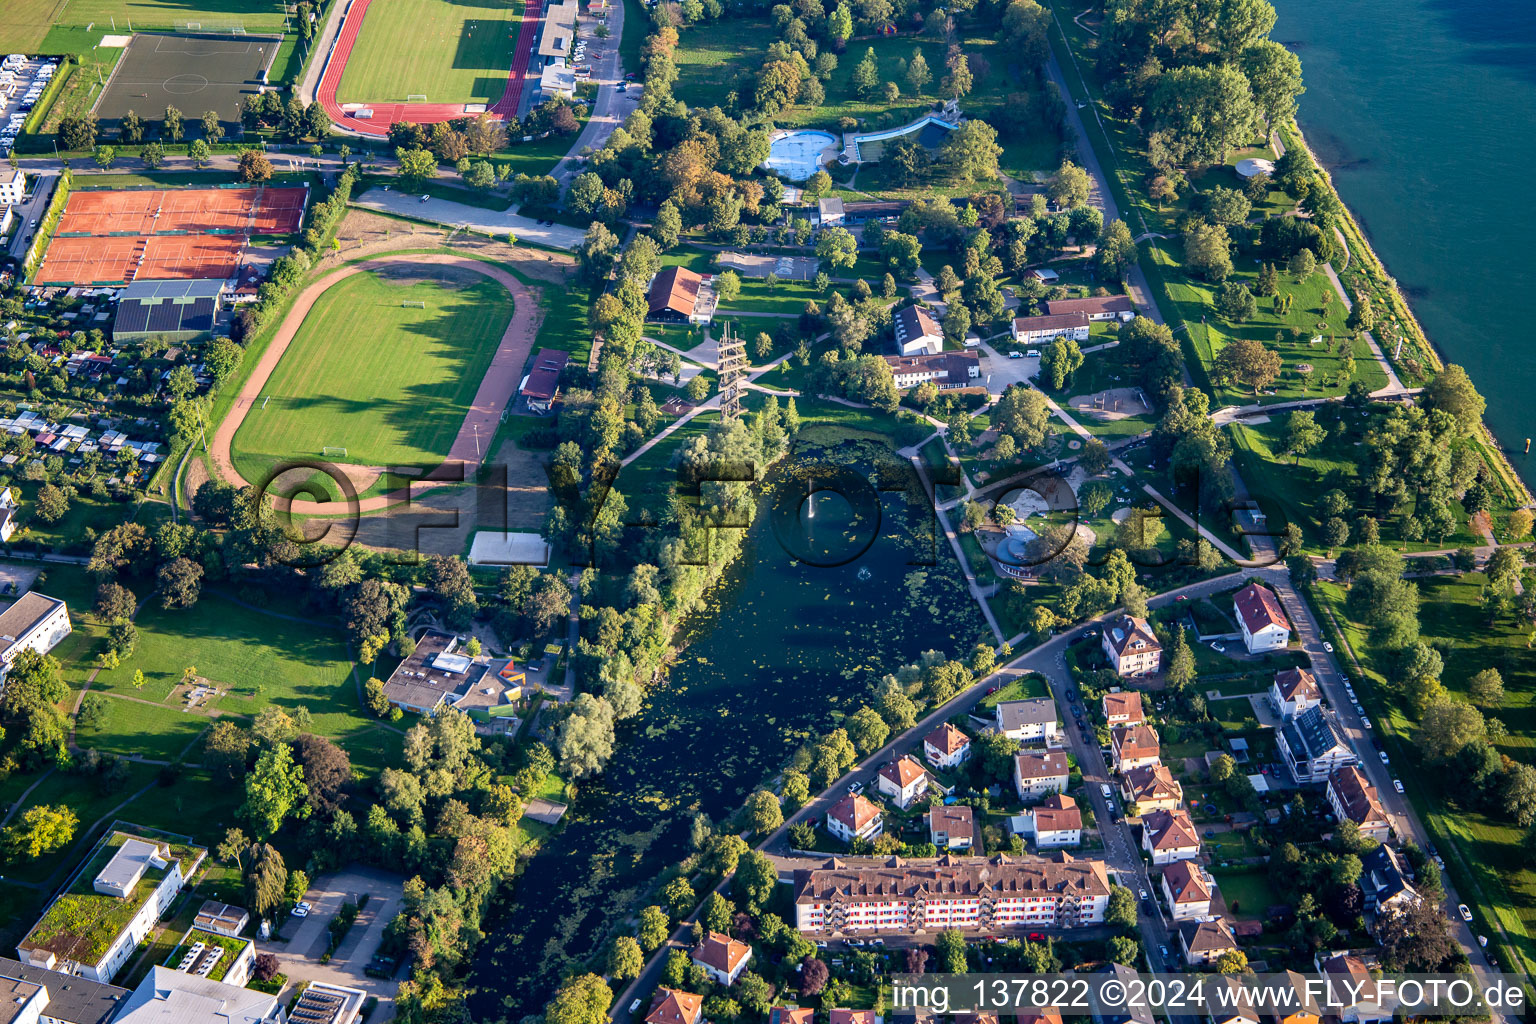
[180,20,246,31]
[321,446,348,457]
[402,300,427,309]
[407,94,429,102]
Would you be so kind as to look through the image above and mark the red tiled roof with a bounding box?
[1329,765,1388,828]
[1045,295,1134,317]
[1112,723,1161,760]
[1013,311,1089,335]
[1032,794,1081,832]
[1104,615,1161,657]
[925,722,970,756]
[1234,582,1289,635]
[1103,692,1145,723]
[693,931,750,974]
[1162,860,1211,904]
[1274,667,1320,703]
[771,1010,814,1024]
[831,1010,876,1024]
[647,989,704,1024]
[649,266,702,317]
[1122,764,1181,803]
[1014,750,1068,780]
[1144,808,1199,851]
[880,755,926,788]
[828,793,881,831]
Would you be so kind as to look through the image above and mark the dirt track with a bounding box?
[209,253,539,515]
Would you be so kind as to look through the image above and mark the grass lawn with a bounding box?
[230,268,514,475]
[75,698,210,763]
[55,0,288,31]
[118,768,248,845]
[0,763,158,885]
[1209,866,1283,918]
[0,0,66,51]
[337,0,522,104]
[85,593,362,742]
[1314,575,1536,977]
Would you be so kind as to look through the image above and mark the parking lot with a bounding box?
[1,54,61,156]
[257,864,406,1005]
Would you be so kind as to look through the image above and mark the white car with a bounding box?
[629,1000,642,1013]
[1393,779,1404,793]
[1322,641,1334,653]
[291,901,311,918]
[1138,888,1148,900]
[1361,716,1373,729]
[1459,904,1473,922]
[1379,750,1389,764]
[1209,641,1226,652]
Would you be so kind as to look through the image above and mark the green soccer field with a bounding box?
[52,0,290,33]
[336,0,522,105]
[231,268,514,475]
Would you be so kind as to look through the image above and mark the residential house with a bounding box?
[876,755,929,809]
[1162,860,1214,921]
[1259,971,1322,1024]
[1014,750,1070,800]
[0,168,24,206]
[1277,705,1356,784]
[794,852,1113,934]
[893,304,943,356]
[1044,295,1135,321]
[1233,582,1291,653]
[884,351,981,390]
[692,931,751,986]
[0,487,18,542]
[1013,311,1089,344]
[1121,764,1183,815]
[1102,691,1145,727]
[825,794,883,844]
[928,804,975,851]
[647,989,705,1024]
[1103,615,1162,677]
[1092,964,1155,1024]
[1019,794,1082,848]
[1018,1009,1064,1024]
[0,957,127,1024]
[1110,724,1161,773]
[995,698,1059,745]
[1178,917,1237,966]
[770,1009,814,1024]
[1360,845,1418,917]
[1207,976,1260,1024]
[1142,808,1200,864]
[817,197,845,227]
[1269,668,1322,720]
[924,722,972,769]
[1316,953,1387,1024]
[829,1012,875,1024]
[1327,765,1391,841]
[520,348,571,413]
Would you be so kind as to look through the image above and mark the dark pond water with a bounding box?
[467,438,991,1021]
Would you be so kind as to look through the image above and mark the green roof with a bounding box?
[163,927,249,983]
[21,831,205,968]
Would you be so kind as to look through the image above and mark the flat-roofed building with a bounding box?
[0,591,71,690]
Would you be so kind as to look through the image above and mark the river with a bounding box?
[467,438,990,1022]
[1274,0,1536,478]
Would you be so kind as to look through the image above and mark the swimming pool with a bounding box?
[762,130,838,181]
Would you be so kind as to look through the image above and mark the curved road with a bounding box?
[209,253,538,513]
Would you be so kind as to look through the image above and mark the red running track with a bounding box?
[317,0,543,137]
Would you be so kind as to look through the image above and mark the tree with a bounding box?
[1469,667,1505,709]
[936,929,968,972]
[201,110,224,143]
[1040,336,1084,391]
[544,974,612,1024]
[1205,185,1252,226]
[464,160,496,191]
[157,557,203,609]
[245,842,286,919]
[141,141,165,169]
[187,138,211,167]
[906,49,931,93]
[3,804,77,861]
[1213,337,1282,394]
[1095,219,1138,280]
[291,733,351,816]
[1323,516,1350,550]
[606,935,643,981]
[242,743,310,839]
[1047,160,1091,209]
[1422,364,1487,436]
[426,555,478,627]
[1213,949,1250,974]
[1417,697,1485,763]
[252,952,281,983]
[942,54,973,100]
[1283,409,1326,463]
[34,484,69,523]
[1146,64,1261,168]
[60,115,98,150]
[1105,885,1137,928]
[557,693,616,778]
[734,849,778,913]
[1256,262,1280,297]
[940,119,1001,182]
[1242,38,1305,130]
[800,957,829,997]
[163,105,184,142]
[638,905,670,951]
[238,149,274,182]
[1216,281,1257,322]
[852,47,880,98]
[1184,221,1233,281]
[745,789,783,835]
[1287,247,1317,278]
[396,147,438,184]
[93,145,115,170]
[815,226,858,270]
[846,705,890,754]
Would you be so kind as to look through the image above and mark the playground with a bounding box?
[715,252,819,281]
[1068,386,1151,421]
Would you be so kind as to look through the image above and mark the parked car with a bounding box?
[1393,779,1404,793]
[630,1000,643,1013]
[1008,351,1024,359]
[1138,888,1148,900]
[1322,641,1334,652]
[1362,716,1373,729]
[1459,904,1474,922]
[291,901,311,918]
[1209,641,1226,652]
[1379,750,1390,764]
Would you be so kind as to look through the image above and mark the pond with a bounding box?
[466,437,991,1021]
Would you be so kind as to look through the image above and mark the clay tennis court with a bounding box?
[37,186,307,286]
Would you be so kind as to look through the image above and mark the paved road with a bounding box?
[5,170,59,262]
[547,1,642,190]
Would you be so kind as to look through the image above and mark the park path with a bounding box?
[208,253,538,514]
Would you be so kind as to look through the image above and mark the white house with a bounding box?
[1177,918,1237,966]
[1361,844,1418,918]
[1233,582,1290,653]
[893,304,943,356]
[693,931,751,986]
[1206,977,1260,1024]
[1019,794,1082,848]
[923,723,972,769]
[1045,296,1135,322]
[825,793,883,844]
[1014,750,1070,800]
[1161,860,1213,921]
[1102,692,1144,727]
[995,698,1058,745]
[927,804,974,851]
[1141,808,1200,865]
[1121,764,1183,815]
[876,755,929,809]
[0,487,18,542]
[1110,724,1161,773]
[1327,765,1391,841]
[1269,667,1322,720]
[817,197,845,227]
[1277,705,1356,784]
[1013,311,1089,344]
[0,592,72,690]
[0,168,24,207]
[1102,616,1161,677]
